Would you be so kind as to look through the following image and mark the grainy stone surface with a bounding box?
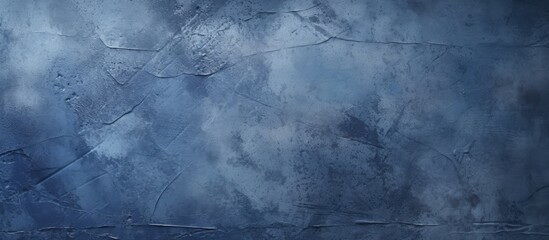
[1,0,549,239]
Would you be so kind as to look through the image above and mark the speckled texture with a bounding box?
[1,0,549,239]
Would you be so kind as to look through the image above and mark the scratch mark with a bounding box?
[39,225,116,232]
[430,47,450,64]
[233,91,277,109]
[34,200,91,215]
[340,136,384,149]
[29,31,169,53]
[133,223,217,230]
[29,31,90,38]
[105,70,125,86]
[97,36,160,52]
[0,148,32,159]
[305,224,346,229]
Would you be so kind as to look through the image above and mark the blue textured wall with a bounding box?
[1,0,549,239]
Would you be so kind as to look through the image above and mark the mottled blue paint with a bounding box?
[1,0,549,239]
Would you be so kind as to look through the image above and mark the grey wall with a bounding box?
[1,0,549,239]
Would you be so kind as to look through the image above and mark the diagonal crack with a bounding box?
[58,172,109,198]
[521,184,549,203]
[150,170,185,220]
[0,135,77,158]
[394,130,464,185]
[32,139,105,187]
[102,96,147,125]
[164,122,193,150]
[385,101,411,137]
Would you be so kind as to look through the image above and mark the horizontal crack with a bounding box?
[243,3,321,21]
[3,221,548,235]
[333,37,549,49]
[144,30,548,81]
[354,220,440,227]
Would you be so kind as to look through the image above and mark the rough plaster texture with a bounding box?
[1,0,549,239]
